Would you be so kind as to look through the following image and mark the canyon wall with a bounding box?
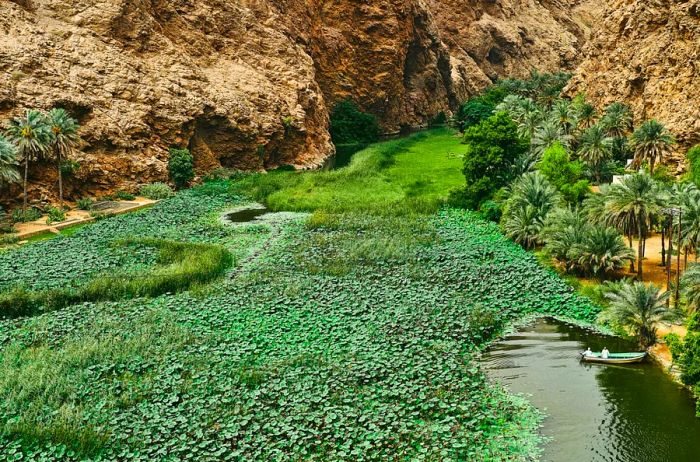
[0,0,596,203]
[567,0,700,158]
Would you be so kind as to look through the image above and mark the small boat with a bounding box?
[580,351,647,364]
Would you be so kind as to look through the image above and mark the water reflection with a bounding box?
[482,318,700,461]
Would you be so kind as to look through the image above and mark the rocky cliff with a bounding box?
[567,0,700,156]
[0,0,596,202]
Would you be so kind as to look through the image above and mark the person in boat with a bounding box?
[583,347,593,357]
[601,347,610,359]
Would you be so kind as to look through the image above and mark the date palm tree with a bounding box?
[532,119,571,157]
[577,102,597,129]
[552,99,577,136]
[605,173,662,281]
[0,135,20,186]
[578,125,613,183]
[575,226,635,279]
[605,281,675,347]
[502,172,561,249]
[47,108,80,206]
[681,264,700,314]
[630,120,675,175]
[6,109,50,212]
[601,102,634,139]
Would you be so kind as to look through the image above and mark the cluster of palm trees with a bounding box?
[497,95,675,184]
[0,108,80,213]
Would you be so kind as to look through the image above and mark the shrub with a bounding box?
[168,148,195,189]
[0,234,18,246]
[537,142,591,204]
[329,100,381,145]
[76,198,93,211]
[478,200,502,222]
[458,112,529,209]
[59,160,80,177]
[0,207,13,234]
[139,182,174,200]
[115,190,136,201]
[687,145,700,187]
[12,207,42,223]
[45,206,66,225]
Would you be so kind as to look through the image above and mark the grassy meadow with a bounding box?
[0,129,600,461]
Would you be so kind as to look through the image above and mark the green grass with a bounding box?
[0,238,233,318]
[234,128,464,215]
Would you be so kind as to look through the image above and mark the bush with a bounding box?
[59,160,80,177]
[537,142,591,204]
[77,198,94,211]
[0,207,13,234]
[458,112,529,209]
[168,148,195,189]
[45,206,66,225]
[12,208,42,223]
[115,190,136,201]
[329,100,381,145]
[687,145,700,187]
[478,200,502,222]
[139,182,174,200]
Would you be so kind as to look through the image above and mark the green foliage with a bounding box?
[687,145,700,188]
[168,148,195,189]
[458,112,529,209]
[0,238,233,318]
[602,282,675,347]
[329,100,381,145]
[11,207,42,223]
[114,190,136,201]
[45,206,66,225]
[76,198,93,210]
[478,200,502,222]
[454,87,507,131]
[139,182,174,200]
[501,172,560,249]
[59,159,80,177]
[538,142,591,203]
[0,134,20,186]
[0,143,604,459]
[630,120,675,174]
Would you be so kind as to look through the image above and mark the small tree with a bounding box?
[168,148,195,189]
[630,120,675,175]
[459,112,529,208]
[6,109,50,212]
[578,125,613,184]
[537,142,590,203]
[47,108,80,206]
[0,134,20,186]
[329,100,381,145]
[604,282,675,348]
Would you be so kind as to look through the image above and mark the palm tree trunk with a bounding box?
[628,232,635,272]
[56,146,63,207]
[637,216,644,281]
[22,157,28,213]
[661,226,666,267]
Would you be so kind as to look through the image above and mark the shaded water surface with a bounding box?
[482,319,700,462]
[227,207,270,223]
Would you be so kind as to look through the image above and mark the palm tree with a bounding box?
[601,102,634,139]
[542,207,589,272]
[605,173,662,280]
[577,103,597,129]
[630,120,675,174]
[578,125,613,183]
[604,282,675,347]
[681,264,700,314]
[532,119,571,157]
[502,172,561,249]
[6,109,50,212]
[0,135,20,186]
[47,108,80,206]
[576,226,635,279]
[552,99,578,136]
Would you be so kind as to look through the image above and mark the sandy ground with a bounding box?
[12,197,156,240]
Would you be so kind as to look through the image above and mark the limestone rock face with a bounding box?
[0,0,599,202]
[567,0,700,154]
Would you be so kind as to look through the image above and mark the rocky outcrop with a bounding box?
[0,0,600,203]
[567,0,700,155]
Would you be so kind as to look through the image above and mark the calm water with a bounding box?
[226,206,270,223]
[482,318,700,462]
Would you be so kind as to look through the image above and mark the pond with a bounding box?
[226,206,270,223]
[482,318,700,461]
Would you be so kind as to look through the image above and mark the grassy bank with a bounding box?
[0,130,600,460]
